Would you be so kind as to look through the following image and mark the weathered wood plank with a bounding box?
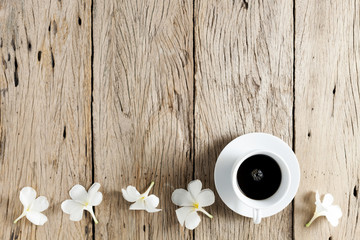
[294,1,360,239]
[194,0,294,239]
[92,0,194,239]
[0,0,92,239]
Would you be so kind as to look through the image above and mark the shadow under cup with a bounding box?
[231,150,291,220]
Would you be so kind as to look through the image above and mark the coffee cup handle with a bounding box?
[253,208,261,224]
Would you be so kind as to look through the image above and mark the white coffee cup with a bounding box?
[230,149,291,224]
[214,133,300,224]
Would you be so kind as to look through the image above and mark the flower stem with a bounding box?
[144,181,155,197]
[305,214,318,227]
[14,212,26,224]
[200,208,213,219]
[87,207,99,224]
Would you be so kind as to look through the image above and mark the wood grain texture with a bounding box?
[294,1,360,239]
[92,0,194,239]
[1,0,360,239]
[0,0,92,239]
[194,0,294,239]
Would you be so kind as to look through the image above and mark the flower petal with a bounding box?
[69,185,88,203]
[175,207,193,226]
[144,195,161,212]
[20,187,37,208]
[88,182,101,195]
[61,199,85,221]
[145,206,161,213]
[145,195,159,208]
[69,208,84,222]
[26,211,48,225]
[187,180,202,199]
[89,192,103,206]
[185,211,201,230]
[129,199,146,210]
[171,189,193,207]
[327,205,342,218]
[61,199,84,214]
[326,213,340,227]
[122,186,141,202]
[31,196,49,212]
[88,183,102,205]
[315,191,326,213]
[322,193,334,208]
[326,205,342,227]
[197,189,215,207]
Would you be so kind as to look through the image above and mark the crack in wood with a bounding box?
[63,126,66,139]
[354,185,358,198]
[11,37,15,51]
[14,57,18,87]
[38,51,42,61]
[242,0,248,9]
[51,50,55,68]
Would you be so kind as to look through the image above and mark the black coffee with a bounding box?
[236,154,281,200]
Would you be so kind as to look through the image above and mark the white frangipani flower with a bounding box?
[122,182,161,213]
[306,191,342,227]
[61,183,103,224]
[14,186,49,225]
[171,179,215,230]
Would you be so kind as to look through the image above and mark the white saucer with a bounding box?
[214,133,300,219]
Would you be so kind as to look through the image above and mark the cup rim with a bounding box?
[231,149,291,209]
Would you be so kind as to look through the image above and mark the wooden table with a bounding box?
[0,0,358,239]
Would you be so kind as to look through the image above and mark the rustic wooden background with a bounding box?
[0,0,359,239]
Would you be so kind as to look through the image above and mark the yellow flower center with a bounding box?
[141,196,145,200]
[193,202,199,209]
